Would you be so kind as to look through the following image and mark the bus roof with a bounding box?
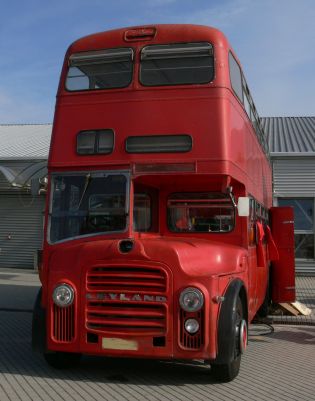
[68,24,231,56]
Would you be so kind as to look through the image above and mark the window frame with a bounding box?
[133,192,152,232]
[76,129,115,155]
[229,51,243,103]
[125,134,192,154]
[65,47,134,92]
[167,192,236,234]
[139,42,215,87]
[48,170,131,244]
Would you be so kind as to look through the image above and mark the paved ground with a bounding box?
[268,276,315,325]
[0,270,314,401]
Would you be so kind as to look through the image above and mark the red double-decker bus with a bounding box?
[32,25,295,381]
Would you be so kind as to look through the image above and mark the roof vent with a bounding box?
[124,27,156,42]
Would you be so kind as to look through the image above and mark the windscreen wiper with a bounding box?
[77,173,92,210]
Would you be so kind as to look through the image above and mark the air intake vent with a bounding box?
[87,266,167,293]
[52,304,75,343]
[180,309,204,350]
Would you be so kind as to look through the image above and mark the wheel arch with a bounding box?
[214,278,248,364]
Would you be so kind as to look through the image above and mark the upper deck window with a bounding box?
[229,52,243,102]
[126,135,192,153]
[140,42,214,86]
[66,48,133,91]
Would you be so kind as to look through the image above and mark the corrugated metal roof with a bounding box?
[0,124,52,159]
[261,117,315,153]
[1,119,314,158]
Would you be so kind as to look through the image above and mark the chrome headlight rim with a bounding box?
[52,283,74,308]
[179,287,204,312]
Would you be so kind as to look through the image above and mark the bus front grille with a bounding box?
[86,265,168,335]
[86,302,166,334]
[87,266,167,293]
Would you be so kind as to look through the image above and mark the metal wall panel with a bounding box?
[273,158,315,196]
[273,157,315,275]
[0,160,46,269]
[0,193,45,268]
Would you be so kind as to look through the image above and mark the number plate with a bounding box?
[102,337,138,351]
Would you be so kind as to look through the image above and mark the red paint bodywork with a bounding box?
[39,25,294,362]
[270,207,296,303]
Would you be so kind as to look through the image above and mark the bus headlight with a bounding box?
[185,318,200,334]
[52,284,74,307]
[179,287,204,312]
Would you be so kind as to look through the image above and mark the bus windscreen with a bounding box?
[49,172,129,243]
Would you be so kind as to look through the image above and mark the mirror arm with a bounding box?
[226,186,237,208]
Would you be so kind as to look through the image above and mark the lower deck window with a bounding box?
[167,192,235,233]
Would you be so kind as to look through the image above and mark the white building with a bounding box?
[0,124,51,268]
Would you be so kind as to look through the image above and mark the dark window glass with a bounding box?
[294,234,314,259]
[278,199,313,230]
[77,131,96,154]
[278,198,314,260]
[77,130,114,155]
[168,192,234,233]
[244,92,251,117]
[66,48,133,91]
[229,52,243,102]
[126,135,192,153]
[133,193,151,232]
[140,42,214,86]
[50,173,128,243]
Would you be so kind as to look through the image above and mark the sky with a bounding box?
[0,0,314,123]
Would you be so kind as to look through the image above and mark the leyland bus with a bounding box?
[32,24,295,382]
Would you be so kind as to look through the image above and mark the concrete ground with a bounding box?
[0,270,314,401]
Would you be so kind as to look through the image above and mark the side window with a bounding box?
[133,193,152,232]
[167,192,235,233]
[242,81,251,118]
[244,93,251,118]
[249,198,256,245]
[229,52,243,103]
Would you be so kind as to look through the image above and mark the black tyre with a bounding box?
[211,297,246,382]
[44,352,81,369]
[210,356,241,382]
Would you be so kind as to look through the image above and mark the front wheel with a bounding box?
[44,352,81,369]
[210,356,241,382]
[211,297,247,382]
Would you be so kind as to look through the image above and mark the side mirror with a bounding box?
[237,197,250,217]
[31,177,48,196]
